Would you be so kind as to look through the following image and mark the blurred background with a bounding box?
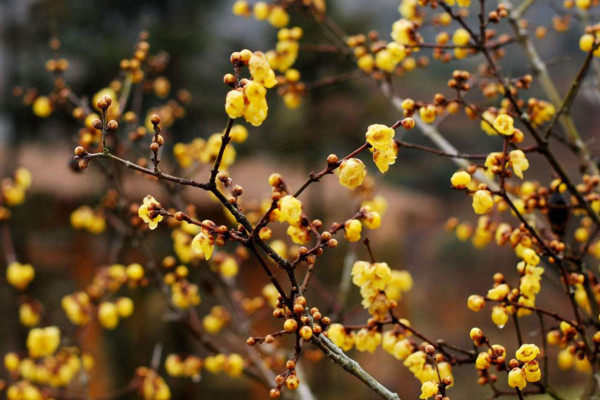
[1,0,599,398]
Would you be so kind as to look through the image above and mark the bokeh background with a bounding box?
[1,0,599,399]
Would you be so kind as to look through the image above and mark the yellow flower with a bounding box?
[98,302,120,330]
[467,295,485,312]
[508,367,526,390]
[19,303,40,327]
[419,105,437,123]
[355,328,382,353]
[191,229,214,260]
[365,124,395,150]
[327,323,354,351]
[515,344,540,363]
[524,360,541,382]
[32,96,53,118]
[357,54,375,73]
[493,114,515,136]
[419,381,438,399]
[344,219,362,242]
[225,90,246,119]
[487,283,510,300]
[249,51,277,88]
[253,2,269,19]
[451,171,471,188]
[268,6,289,28]
[476,352,491,369]
[472,190,493,214]
[6,262,35,290]
[138,195,163,230]
[373,145,397,173]
[508,150,529,179]
[452,28,470,46]
[491,305,509,328]
[229,124,248,143]
[339,158,366,189]
[278,195,303,225]
[27,326,61,358]
[287,224,310,244]
[385,270,413,300]
[14,168,32,189]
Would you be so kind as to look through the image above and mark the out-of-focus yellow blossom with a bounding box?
[385,270,413,300]
[32,96,53,117]
[98,302,120,330]
[170,281,201,309]
[138,195,163,230]
[267,28,302,72]
[391,19,419,46]
[487,283,510,300]
[140,368,171,400]
[267,6,289,28]
[420,381,438,399]
[62,292,92,325]
[19,303,40,327]
[287,224,310,244]
[362,208,382,229]
[452,28,470,46]
[327,323,355,351]
[472,190,493,214]
[6,262,35,290]
[27,326,60,358]
[339,158,366,189]
[70,206,106,234]
[1,181,26,206]
[229,124,248,143]
[344,219,363,242]
[355,328,382,353]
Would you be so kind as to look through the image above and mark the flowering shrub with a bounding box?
[3,1,600,399]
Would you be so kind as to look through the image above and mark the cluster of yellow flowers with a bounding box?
[202,305,231,334]
[136,367,171,400]
[70,205,106,234]
[508,344,542,390]
[164,354,202,381]
[267,27,302,73]
[467,246,545,328]
[579,23,600,56]
[203,353,245,377]
[272,194,310,244]
[1,168,32,208]
[4,344,92,392]
[61,263,141,327]
[163,265,201,309]
[365,124,399,173]
[351,260,413,320]
[404,350,453,389]
[225,50,277,127]
[547,321,593,372]
[173,125,247,169]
